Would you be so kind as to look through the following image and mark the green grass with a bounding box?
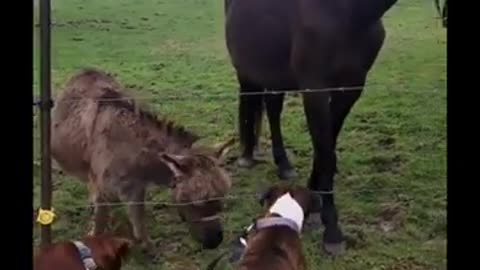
[33,0,446,269]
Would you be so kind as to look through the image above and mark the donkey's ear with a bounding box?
[159,153,187,178]
[213,137,236,160]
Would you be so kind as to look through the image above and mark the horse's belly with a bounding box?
[226,0,296,88]
[227,36,296,88]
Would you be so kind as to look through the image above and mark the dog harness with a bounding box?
[72,241,98,270]
[255,216,300,233]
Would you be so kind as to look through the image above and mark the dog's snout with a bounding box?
[202,230,223,249]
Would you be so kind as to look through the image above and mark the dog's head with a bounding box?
[83,234,132,270]
[258,184,321,217]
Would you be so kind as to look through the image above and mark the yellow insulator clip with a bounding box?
[37,208,56,225]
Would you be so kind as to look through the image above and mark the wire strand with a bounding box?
[33,186,445,209]
[32,84,445,106]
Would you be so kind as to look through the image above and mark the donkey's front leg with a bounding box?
[120,188,153,253]
[87,179,110,236]
[89,201,110,236]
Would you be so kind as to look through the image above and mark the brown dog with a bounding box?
[237,185,319,270]
[34,234,131,270]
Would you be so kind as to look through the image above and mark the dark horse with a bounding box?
[225,0,397,255]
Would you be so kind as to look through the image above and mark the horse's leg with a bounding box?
[265,93,297,179]
[237,75,264,168]
[330,74,367,172]
[293,30,345,254]
[302,89,345,256]
[304,77,364,233]
[253,103,264,158]
[303,75,367,254]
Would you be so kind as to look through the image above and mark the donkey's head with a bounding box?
[159,139,234,249]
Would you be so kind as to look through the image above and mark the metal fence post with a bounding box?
[39,0,53,247]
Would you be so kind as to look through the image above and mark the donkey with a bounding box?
[51,68,234,251]
[225,0,397,255]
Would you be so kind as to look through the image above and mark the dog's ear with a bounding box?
[108,237,132,261]
[85,235,132,269]
[258,187,272,206]
[258,186,281,206]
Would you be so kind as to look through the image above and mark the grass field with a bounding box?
[33,0,446,269]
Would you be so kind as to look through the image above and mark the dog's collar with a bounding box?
[72,241,98,270]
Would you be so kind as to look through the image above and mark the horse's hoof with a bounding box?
[237,157,256,168]
[323,241,346,257]
[278,167,298,180]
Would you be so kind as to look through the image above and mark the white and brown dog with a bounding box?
[234,184,320,270]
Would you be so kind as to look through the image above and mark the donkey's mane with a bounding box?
[74,68,200,146]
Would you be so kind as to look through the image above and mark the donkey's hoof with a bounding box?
[278,167,298,180]
[323,241,346,257]
[237,157,256,168]
[141,249,158,262]
[137,240,156,259]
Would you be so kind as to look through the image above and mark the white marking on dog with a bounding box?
[268,192,304,231]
